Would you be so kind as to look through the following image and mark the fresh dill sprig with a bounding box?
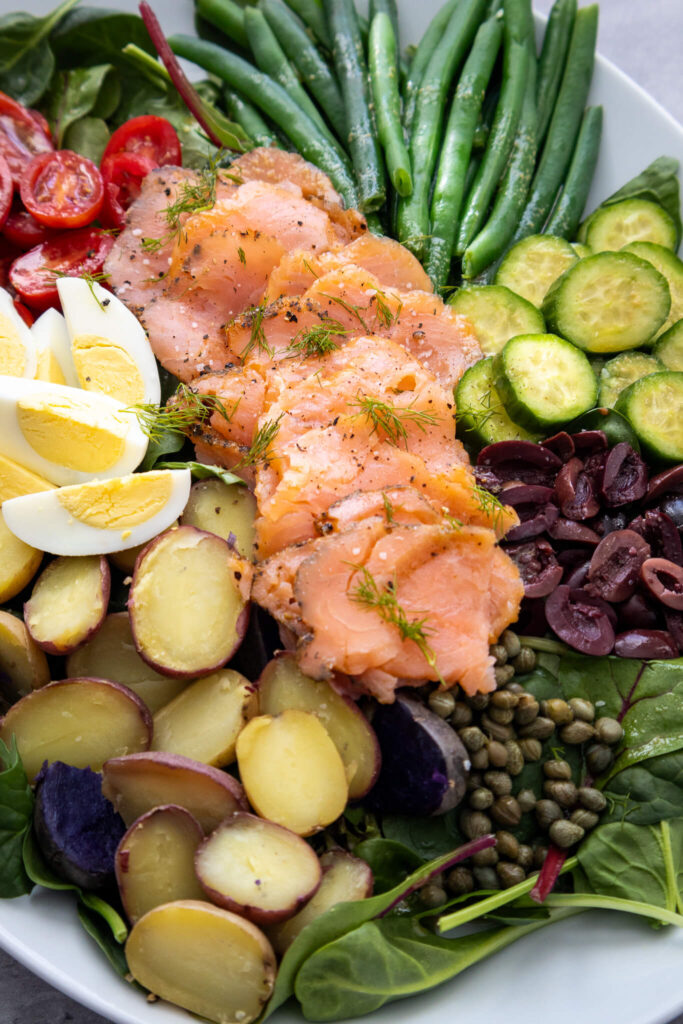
[381,491,395,524]
[319,292,370,332]
[237,246,247,266]
[234,413,283,469]
[348,392,439,448]
[302,258,320,279]
[374,290,401,328]
[239,303,273,359]
[286,318,348,358]
[456,387,508,432]
[141,151,229,254]
[50,269,111,311]
[472,482,508,532]
[124,384,239,441]
[443,511,463,532]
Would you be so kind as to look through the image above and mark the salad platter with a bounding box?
[0,0,681,1023]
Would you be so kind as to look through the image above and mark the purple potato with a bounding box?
[629,510,683,565]
[586,530,651,603]
[506,539,563,598]
[614,629,679,659]
[554,458,600,521]
[545,586,616,656]
[601,444,648,507]
[640,558,683,610]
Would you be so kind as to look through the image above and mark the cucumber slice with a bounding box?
[495,333,597,431]
[585,198,677,252]
[615,371,683,462]
[653,319,683,371]
[598,351,663,408]
[572,242,592,259]
[455,357,538,449]
[495,234,578,308]
[448,285,545,357]
[623,241,683,337]
[542,251,671,353]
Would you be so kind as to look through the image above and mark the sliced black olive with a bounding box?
[618,593,660,632]
[646,465,683,503]
[545,586,615,656]
[664,610,683,652]
[630,509,683,565]
[554,457,600,521]
[476,440,562,488]
[613,629,679,659]
[601,443,648,507]
[548,519,601,545]
[586,529,651,603]
[640,558,683,610]
[505,539,563,598]
[541,431,575,461]
[571,429,608,456]
[506,503,559,542]
[662,496,683,530]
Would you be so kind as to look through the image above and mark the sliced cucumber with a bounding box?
[542,251,671,353]
[495,234,578,308]
[585,198,677,252]
[495,333,597,431]
[623,241,683,337]
[572,242,592,259]
[615,371,683,462]
[448,285,545,357]
[653,319,683,371]
[598,351,663,408]
[455,357,538,449]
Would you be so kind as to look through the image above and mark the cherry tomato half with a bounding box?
[13,298,34,327]
[9,228,114,312]
[0,90,53,187]
[2,198,56,249]
[20,150,104,229]
[0,152,12,229]
[100,151,156,229]
[101,114,181,169]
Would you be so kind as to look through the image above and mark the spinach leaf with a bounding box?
[0,0,80,105]
[602,749,683,825]
[138,431,188,472]
[77,903,132,981]
[354,838,422,893]
[43,64,115,147]
[63,116,110,164]
[379,811,463,860]
[52,8,156,68]
[0,736,34,899]
[601,156,682,248]
[154,461,246,487]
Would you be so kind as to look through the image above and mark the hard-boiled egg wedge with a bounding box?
[2,470,192,556]
[31,308,79,388]
[57,277,161,406]
[0,376,148,486]
[0,287,37,380]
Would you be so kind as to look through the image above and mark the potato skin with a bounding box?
[24,555,110,656]
[0,610,50,703]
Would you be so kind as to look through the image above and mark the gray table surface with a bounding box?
[0,0,682,1022]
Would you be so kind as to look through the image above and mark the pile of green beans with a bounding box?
[172,0,602,284]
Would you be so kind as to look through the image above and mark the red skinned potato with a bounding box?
[0,609,49,704]
[125,900,276,1024]
[116,805,205,924]
[195,813,322,925]
[24,555,110,655]
[101,751,247,832]
[257,654,380,799]
[180,479,257,559]
[128,526,252,678]
[0,677,152,781]
[268,849,373,954]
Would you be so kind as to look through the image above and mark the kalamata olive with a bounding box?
[506,503,559,542]
[664,610,683,652]
[516,598,548,636]
[618,593,660,631]
[591,510,629,537]
[640,558,683,610]
[571,430,608,455]
[542,432,575,461]
[545,586,616,656]
[554,458,600,520]
[476,441,562,488]
[565,561,591,588]
[505,539,563,598]
[586,530,652,602]
[662,496,683,530]
[629,510,683,565]
[601,443,648,507]
[647,465,683,503]
[557,547,594,569]
[548,519,601,545]
[614,629,679,659]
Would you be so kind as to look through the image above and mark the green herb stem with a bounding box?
[543,892,683,928]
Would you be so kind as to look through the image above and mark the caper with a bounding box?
[419,883,448,908]
[543,759,573,781]
[512,647,536,674]
[535,799,562,830]
[469,787,494,810]
[487,740,509,768]
[488,705,515,725]
[473,866,500,890]
[491,795,522,828]
[460,810,492,839]
[543,780,578,807]
[517,788,537,813]
[446,866,474,895]
[502,629,521,659]
[570,808,600,831]
[495,830,519,860]
[459,726,486,752]
[497,861,526,888]
[451,702,473,728]
[594,717,624,746]
[466,771,484,791]
[517,844,534,871]
[519,738,543,762]
[481,713,514,742]
[548,819,585,849]
[532,842,549,869]
[483,770,512,796]
[490,643,508,665]
[541,698,574,725]
[515,694,540,726]
[519,716,556,740]
[470,747,490,770]
[428,690,456,718]
[469,692,490,711]
[494,664,515,687]
[577,787,607,813]
[491,689,519,710]
[504,740,524,776]
[505,682,525,694]
[568,697,595,722]
[472,846,498,867]
[585,743,614,775]
[560,720,596,745]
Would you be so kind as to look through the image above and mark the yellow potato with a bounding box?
[0,610,50,704]
[181,479,256,559]
[24,555,110,655]
[0,513,42,604]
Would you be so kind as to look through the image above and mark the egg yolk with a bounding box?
[0,315,27,378]
[34,348,67,386]
[17,395,126,472]
[58,472,173,529]
[71,334,146,405]
[0,454,54,502]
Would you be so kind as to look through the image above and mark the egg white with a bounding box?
[31,308,80,388]
[57,277,161,406]
[2,470,191,556]
[0,288,37,380]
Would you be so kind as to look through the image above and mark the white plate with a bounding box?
[1,2,683,1023]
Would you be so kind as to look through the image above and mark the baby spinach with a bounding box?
[77,903,131,981]
[43,64,115,146]
[51,8,156,69]
[601,749,683,826]
[154,460,246,487]
[0,737,34,899]
[0,0,80,105]
[63,116,110,163]
[379,810,463,860]
[353,838,423,893]
[138,431,188,472]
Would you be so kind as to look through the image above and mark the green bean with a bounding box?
[397,0,488,259]
[402,0,458,135]
[536,0,577,146]
[283,0,329,49]
[260,0,345,132]
[454,37,528,255]
[168,34,358,207]
[425,16,503,289]
[223,86,280,148]
[472,85,500,151]
[196,0,248,49]
[369,13,412,197]
[369,0,400,50]
[365,211,385,236]
[511,4,599,242]
[324,0,386,212]
[545,105,603,237]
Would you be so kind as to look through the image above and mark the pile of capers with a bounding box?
[419,629,623,903]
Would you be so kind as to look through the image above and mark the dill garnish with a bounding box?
[348,392,438,448]
[125,384,239,441]
[319,292,370,332]
[472,482,508,532]
[455,387,508,433]
[234,414,284,469]
[381,491,395,524]
[239,303,274,359]
[374,290,401,328]
[237,246,247,266]
[141,151,231,254]
[51,269,111,311]
[286,318,348,358]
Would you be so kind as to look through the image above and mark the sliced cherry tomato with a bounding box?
[9,228,114,312]
[12,298,34,327]
[0,90,53,187]
[28,108,52,141]
[2,198,56,249]
[0,152,12,229]
[20,150,104,229]
[0,235,22,288]
[101,114,181,168]
[100,151,156,229]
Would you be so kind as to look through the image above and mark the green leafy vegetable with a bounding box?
[600,156,682,248]
[602,750,683,825]
[154,461,246,487]
[52,8,157,68]
[43,64,115,146]
[353,838,423,893]
[138,430,188,473]
[380,811,463,861]
[63,116,110,163]
[0,737,34,899]
[0,0,80,105]
[76,903,132,980]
